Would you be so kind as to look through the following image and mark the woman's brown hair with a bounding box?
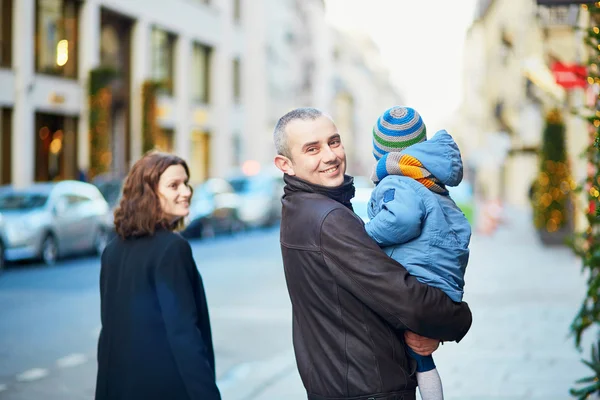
[114,151,192,239]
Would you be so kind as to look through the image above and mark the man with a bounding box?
[273,107,472,400]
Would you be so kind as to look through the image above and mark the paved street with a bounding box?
[0,207,594,400]
[0,227,295,400]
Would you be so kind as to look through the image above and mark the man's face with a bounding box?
[275,116,347,187]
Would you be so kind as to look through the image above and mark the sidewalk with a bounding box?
[252,207,592,400]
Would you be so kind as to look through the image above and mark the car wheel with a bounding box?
[94,228,109,256]
[41,234,58,266]
[0,241,5,274]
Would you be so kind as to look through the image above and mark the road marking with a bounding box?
[16,368,48,382]
[217,350,296,392]
[56,353,88,368]
[0,384,7,392]
[217,363,253,389]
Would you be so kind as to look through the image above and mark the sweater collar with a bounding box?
[283,174,355,210]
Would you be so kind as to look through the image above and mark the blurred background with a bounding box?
[1,0,600,399]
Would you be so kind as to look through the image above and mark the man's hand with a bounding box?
[404,331,440,356]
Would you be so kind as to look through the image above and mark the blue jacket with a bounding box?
[364,130,471,302]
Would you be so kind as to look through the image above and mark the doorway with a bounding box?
[35,112,78,182]
[0,108,11,184]
[100,7,132,176]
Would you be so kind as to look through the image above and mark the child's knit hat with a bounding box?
[372,106,427,160]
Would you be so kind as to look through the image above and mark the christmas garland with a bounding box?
[569,3,600,399]
[532,109,575,235]
[142,80,163,153]
[89,67,117,179]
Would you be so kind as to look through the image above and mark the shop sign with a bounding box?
[48,92,66,104]
[537,0,595,5]
[551,62,587,89]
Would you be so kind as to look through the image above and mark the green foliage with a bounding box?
[570,340,600,400]
[570,5,600,399]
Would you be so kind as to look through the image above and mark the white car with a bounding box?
[0,181,111,266]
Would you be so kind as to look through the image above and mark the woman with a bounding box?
[95,151,221,400]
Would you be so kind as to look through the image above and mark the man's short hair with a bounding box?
[273,107,326,159]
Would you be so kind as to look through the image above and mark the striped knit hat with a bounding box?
[372,106,427,160]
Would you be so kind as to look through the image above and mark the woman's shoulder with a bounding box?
[104,230,189,257]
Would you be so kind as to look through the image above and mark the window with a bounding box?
[0,108,11,184]
[192,43,211,103]
[155,128,174,153]
[151,28,176,95]
[232,133,242,167]
[0,0,12,67]
[35,0,79,78]
[232,58,241,103]
[233,0,241,23]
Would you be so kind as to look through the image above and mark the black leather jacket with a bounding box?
[279,174,472,400]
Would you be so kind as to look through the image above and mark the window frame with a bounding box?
[0,0,12,68]
[150,27,176,96]
[191,43,212,104]
[232,58,241,103]
[34,0,80,79]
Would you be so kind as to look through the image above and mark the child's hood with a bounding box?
[402,129,463,187]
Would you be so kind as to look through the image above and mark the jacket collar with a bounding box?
[283,174,356,210]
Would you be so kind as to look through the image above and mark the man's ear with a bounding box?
[274,155,295,176]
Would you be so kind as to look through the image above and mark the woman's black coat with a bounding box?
[95,229,220,400]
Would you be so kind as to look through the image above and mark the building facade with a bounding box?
[241,0,333,168]
[0,0,402,187]
[459,0,588,213]
[330,28,403,177]
[0,0,243,187]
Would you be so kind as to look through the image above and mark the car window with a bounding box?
[229,176,271,193]
[66,194,92,205]
[95,181,122,207]
[0,193,49,210]
[204,180,233,195]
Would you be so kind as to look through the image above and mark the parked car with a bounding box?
[0,181,111,266]
[92,173,125,238]
[181,178,242,239]
[351,188,374,223]
[353,176,375,190]
[227,173,285,229]
[0,185,10,273]
[0,215,5,273]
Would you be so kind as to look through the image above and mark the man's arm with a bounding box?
[320,208,472,342]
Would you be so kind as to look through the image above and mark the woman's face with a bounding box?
[157,164,192,223]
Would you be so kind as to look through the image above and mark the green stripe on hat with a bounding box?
[373,127,427,150]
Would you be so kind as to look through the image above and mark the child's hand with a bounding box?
[404,331,440,356]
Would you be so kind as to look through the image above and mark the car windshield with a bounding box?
[229,176,271,193]
[0,193,48,211]
[95,181,123,208]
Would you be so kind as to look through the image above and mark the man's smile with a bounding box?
[321,165,339,174]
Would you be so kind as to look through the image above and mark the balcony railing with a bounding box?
[537,4,579,27]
